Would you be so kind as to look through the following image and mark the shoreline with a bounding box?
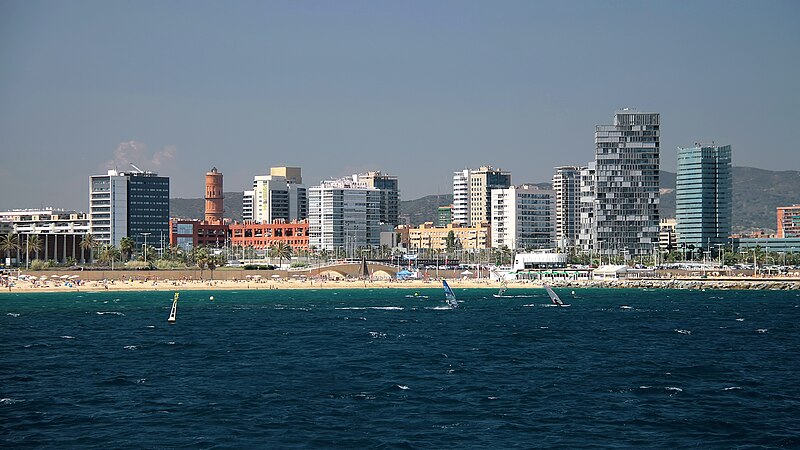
[2,276,799,294]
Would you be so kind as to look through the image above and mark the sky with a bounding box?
[1,0,799,211]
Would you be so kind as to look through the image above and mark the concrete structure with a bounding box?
[406,222,491,251]
[89,169,170,248]
[308,177,380,254]
[229,221,309,252]
[170,219,229,251]
[589,110,661,257]
[491,184,556,250]
[675,144,732,249]
[777,205,800,238]
[437,205,452,227]
[731,237,800,254]
[512,251,568,270]
[204,167,224,225]
[1,209,90,263]
[552,166,582,251]
[659,218,677,251]
[452,165,511,227]
[247,168,307,224]
[577,162,596,252]
[356,171,399,226]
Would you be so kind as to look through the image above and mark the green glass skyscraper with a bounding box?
[675,144,732,251]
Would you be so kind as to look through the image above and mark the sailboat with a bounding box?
[167,292,179,323]
[442,280,458,308]
[543,284,570,307]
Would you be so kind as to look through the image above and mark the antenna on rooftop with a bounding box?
[129,163,145,173]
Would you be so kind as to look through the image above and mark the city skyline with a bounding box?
[2,1,799,211]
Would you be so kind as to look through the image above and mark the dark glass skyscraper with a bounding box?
[675,144,732,251]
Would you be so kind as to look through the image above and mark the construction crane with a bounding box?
[129,163,145,173]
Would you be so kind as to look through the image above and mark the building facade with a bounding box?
[356,171,400,226]
[452,166,511,227]
[591,110,661,257]
[204,167,224,225]
[675,144,732,249]
[552,166,582,250]
[89,169,170,248]
[777,205,800,238]
[307,178,380,253]
[247,168,307,224]
[491,185,556,250]
[169,219,229,251]
[577,162,596,252]
[659,218,677,251]
[406,222,491,251]
[229,221,309,252]
[1,209,90,263]
[437,205,452,227]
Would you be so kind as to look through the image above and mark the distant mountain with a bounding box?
[171,167,799,231]
[170,192,243,221]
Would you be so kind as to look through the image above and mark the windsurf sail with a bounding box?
[168,292,179,323]
[497,281,508,297]
[543,284,566,307]
[443,280,458,308]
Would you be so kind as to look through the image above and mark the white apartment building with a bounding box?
[89,170,129,247]
[577,162,596,252]
[452,165,511,227]
[1,209,90,263]
[552,166,583,251]
[491,185,556,251]
[246,170,307,224]
[308,177,381,254]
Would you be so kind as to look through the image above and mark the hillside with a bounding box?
[169,167,800,230]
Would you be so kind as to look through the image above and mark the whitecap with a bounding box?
[145,325,155,328]
[756,329,768,333]
[124,345,137,350]
[735,318,745,322]
[96,311,125,316]
[620,306,634,310]
[396,384,410,390]
[167,341,176,345]
[674,329,692,335]
[665,387,683,392]
[60,336,75,339]
[369,306,403,310]
[521,304,536,307]
[369,331,387,339]
[335,307,366,310]
[1,398,21,405]
[540,326,549,329]
[6,313,20,317]
[487,396,498,400]
[136,379,146,384]
[723,386,742,391]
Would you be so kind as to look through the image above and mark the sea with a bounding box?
[2,287,799,449]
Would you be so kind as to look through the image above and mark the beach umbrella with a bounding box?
[271,274,281,278]
[252,275,261,279]
[461,270,473,275]
[60,275,70,279]
[68,275,80,279]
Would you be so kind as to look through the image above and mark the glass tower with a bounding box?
[675,144,732,250]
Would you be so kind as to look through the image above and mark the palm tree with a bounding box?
[193,246,210,279]
[80,233,98,264]
[0,233,21,265]
[26,235,43,265]
[119,237,135,262]
[270,241,293,268]
[97,245,120,266]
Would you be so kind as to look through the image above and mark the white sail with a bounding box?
[543,284,566,307]
[168,293,179,323]
[443,280,458,308]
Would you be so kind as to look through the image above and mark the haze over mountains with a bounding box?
[170,166,799,231]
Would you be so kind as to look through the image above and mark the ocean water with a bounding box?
[2,287,800,448]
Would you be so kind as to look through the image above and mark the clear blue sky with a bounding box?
[1,0,798,210]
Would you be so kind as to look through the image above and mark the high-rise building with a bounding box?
[355,171,400,226]
[491,184,556,250]
[777,205,800,238]
[552,166,583,250]
[675,144,732,250]
[452,165,511,227]
[577,162,596,253]
[89,169,170,248]
[307,177,380,253]
[437,205,452,227]
[591,110,661,257]
[204,167,223,225]
[246,168,307,224]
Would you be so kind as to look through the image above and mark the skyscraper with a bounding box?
[245,167,307,224]
[491,184,556,250]
[552,166,582,251]
[307,177,380,253]
[592,110,661,257]
[675,144,732,250]
[89,169,170,248]
[355,171,400,226]
[452,165,511,227]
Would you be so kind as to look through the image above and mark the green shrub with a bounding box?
[30,260,49,270]
[290,262,309,268]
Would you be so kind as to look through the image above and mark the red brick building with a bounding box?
[229,220,309,251]
[170,219,229,250]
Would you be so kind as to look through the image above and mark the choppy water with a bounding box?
[2,288,800,448]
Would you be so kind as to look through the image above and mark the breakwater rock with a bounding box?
[540,278,800,291]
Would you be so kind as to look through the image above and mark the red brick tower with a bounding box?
[205,167,223,224]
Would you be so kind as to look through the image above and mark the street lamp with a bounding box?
[141,232,151,263]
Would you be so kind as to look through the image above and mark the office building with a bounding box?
[229,220,309,252]
[659,218,677,251]
[675,144,732,249]
[491,185,556,250]
[170,219,229,251]
[552,166,582,250]
[437,205,452,227]
[246,167,307,224]
[777,205,800,238]
[452,165,511,227]
[89,169,170,248]
[308,177,380,253]
[591,110,661,257]
[355,171,400,226]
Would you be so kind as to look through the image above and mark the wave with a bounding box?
[60,335,75,339]
[96,311,125,316]
[124,345,138,350]
[674,329,692,335]
[755,329,768,333]
[6,313,20,317]
[336,306,404,310]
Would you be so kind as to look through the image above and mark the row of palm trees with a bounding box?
[0,232,135,267]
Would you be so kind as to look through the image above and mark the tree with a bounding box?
[0,233,21,264]
[270,241,293,268]
[192,246,210,279]
[119,237,135,261]
[445,231,457,253]
[98,245,121,266]
[80,233,98,264]
[26,235,43,264]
